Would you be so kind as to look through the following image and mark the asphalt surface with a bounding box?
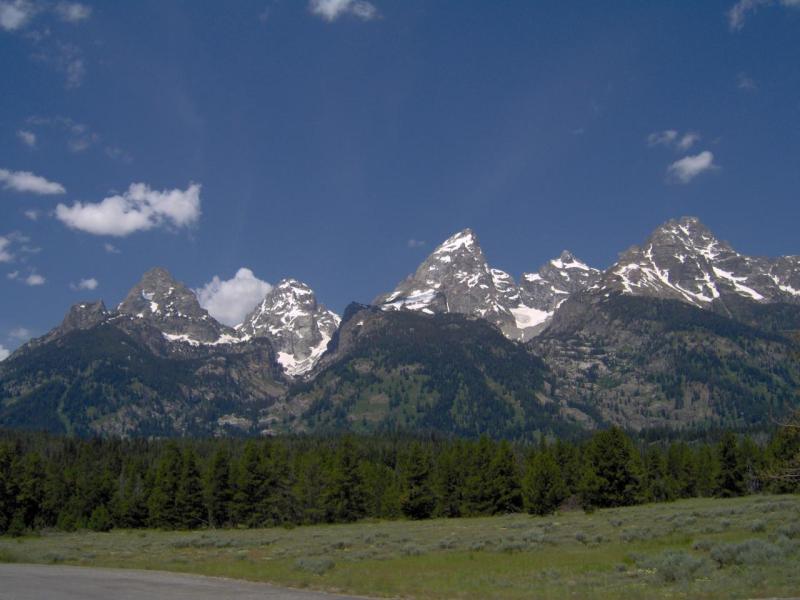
[0,564,370,600]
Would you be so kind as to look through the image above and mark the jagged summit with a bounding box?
[239,278,340,377]
[376,230,601,341]
[117,267,234,344]
[599,216,800,306]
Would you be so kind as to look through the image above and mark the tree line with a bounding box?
[0,426,798,535]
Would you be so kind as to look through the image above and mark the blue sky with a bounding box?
[1,0,799,354]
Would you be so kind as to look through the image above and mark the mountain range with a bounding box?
[1,216,799,437]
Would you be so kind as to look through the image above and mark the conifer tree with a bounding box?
[262,441,298,526]
[148,442,183,528]
[231,440,267,527]
[463,436,495,515]
[716,432,745,497]
[0,443,18,534]
[487,441,523,514]
[324,437,367,523]
[580,427,642,508]
[204,446,232,528]
[400,443,437,519]
[523,448,566,516]
[435,442,465,518]
[643,446,672,503]
[176,448,205,529]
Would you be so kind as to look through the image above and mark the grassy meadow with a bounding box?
[1,494,799,599]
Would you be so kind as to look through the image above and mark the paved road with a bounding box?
[0,564,370,600]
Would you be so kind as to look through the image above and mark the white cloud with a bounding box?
[647,129,700,151]
[56,182,202,237]
[728,0,800,30]
[195,268,272,327]
[7,270,19,279]
[0,0,34,31]
[9,327,31,341]
[667,151,718,184]
[17,130,36,147]
[0,168,65,194]
[0,236,12,262]
[647,130,678,147]
[676,132,700,151]
[55,2,91,23]
[309,0,378,22]
[103,242,120,254]
[27,116,99,152]
[0,344,9,361]
[25,273,45,286]
[70,277,98,291]
[23,209,39,221]
[737,72,757,91]
[407,238,426,248]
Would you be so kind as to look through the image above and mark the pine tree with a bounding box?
[581,427,642,508]
[176,448,205,529]
[231,440,267,527]
[487,441,523,514]
[0,443,19,534]
[642,446,672,503]
[324,437,367,523]
[463,436,495,515]
[400,443,437,519]
[204,446,232,528]
[435,442,465,518]
[15,451,45,529]
[262,441,298,526]
[716,432,745,497]
[148,442,183,528]
[523,449,567,516]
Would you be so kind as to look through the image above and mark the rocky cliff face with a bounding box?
[238,279,340,377]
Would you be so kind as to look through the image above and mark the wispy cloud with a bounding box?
[667,151,718,184]
[70,277,98,291]
[55,2,91,23]
[8,327,31,341]
[309,0,379,22]
[737,72,757,91]
[56,182,202,236]
[0,167,65,194]
[196,268,273,327]
[17,129,36,147]
[0,0,35,31]
[407,239,426,248]
[24,272,45,286]
[728,0,800,31]
[23,209,40,221]
[32,41,86,88]
[647,130,700,151]
[0,236,13,263]
[103,242,121,254]
[0,344,9,361]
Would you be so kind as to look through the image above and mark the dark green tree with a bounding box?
[580,428,642,508]
[523,448,567,516]
[400,443,437,519]
[324,437,367,523]
[176,448,205,529]
[716,432,745,497]
[148,442,183,528]
[487,441,523,514]
[204,446,232,528]
[643,446,673,503]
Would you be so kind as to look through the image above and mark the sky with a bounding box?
[1,0,800,356]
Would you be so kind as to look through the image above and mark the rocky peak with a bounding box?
[117,267,231,343]
[60,300,109,333]
[600,216,800,306]
[375,228,521,337]
[239,278,340,377]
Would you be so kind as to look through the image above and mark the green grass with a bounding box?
[2,495,799,599]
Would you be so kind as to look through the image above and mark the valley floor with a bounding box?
[1,495,799,599]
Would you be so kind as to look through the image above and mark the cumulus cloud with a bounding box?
[407,239,426,248]
[728,0,800,31]
[24,273,45,286]
[309,0,378,22]
[70,277,98,291]
[0,0,35,31]
[55,2,91,23]
[195,268,272,327]
[17,130,36,147]
[0,344,9,361]
[647,130,699,151]
[0,168,65,194]
[56,182,202,237]
[667,151,718,184]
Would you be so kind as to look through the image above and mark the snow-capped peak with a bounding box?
[239,278,340,377]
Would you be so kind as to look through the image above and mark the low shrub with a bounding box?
[294,556,335,575]
[645,550,709,583]
[710,539,784,567]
